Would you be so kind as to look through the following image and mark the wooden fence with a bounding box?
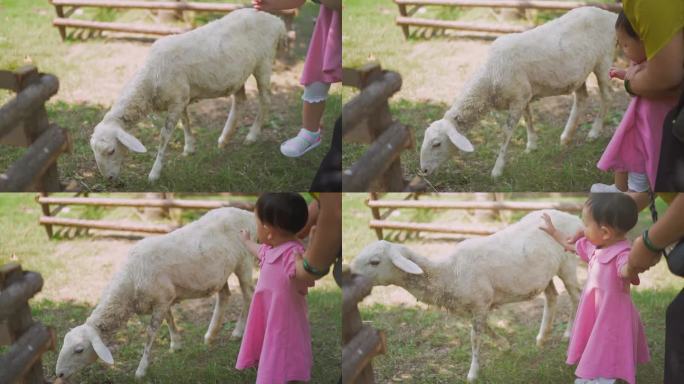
[0,66,70,192]
[36,193,255,238]
[367,193,584,239]
[342,271,386,384]
[394,0,622,38]
[0,263,55,384]
[49,0,297,40]
[342,63,423,192]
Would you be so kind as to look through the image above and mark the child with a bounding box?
[540,193,650,384]
[591,11,678,193]
[236,193,314,383]
[253,0,342,158]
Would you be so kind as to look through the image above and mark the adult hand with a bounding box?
[627,235,662,275]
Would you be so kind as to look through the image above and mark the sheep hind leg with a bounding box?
[149,107,183,183]
[467,313,486,382]
[166,309,182,352]
[523,104,538,153]
[245,63,272,144]
[491,106,524,178]
[180,108,195,156]
[218,86,246,148]
[588,64,611,141]
[204,283,231,345]
[232,261,254,339]
[135,306,167,379]
[536,281,558,347]
[560,83,588,146]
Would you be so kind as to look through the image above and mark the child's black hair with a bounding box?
[585,193,638,233]
[615,10,639,40]
[256,193,308,235]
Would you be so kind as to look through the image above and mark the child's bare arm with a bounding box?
[239,230,260,258]
[539,213,577,253]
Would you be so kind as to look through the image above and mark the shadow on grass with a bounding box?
[360,286,675,383]
[343,96,624,192]
[34,287,340,383]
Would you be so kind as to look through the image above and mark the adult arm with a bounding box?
[295,192,342,283]
[627,31,684,99]
[624,193,684,279]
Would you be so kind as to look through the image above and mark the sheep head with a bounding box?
[90,119,146,181]
[420,118,474,176]
[351,240,424,286]
[55,324,114,381]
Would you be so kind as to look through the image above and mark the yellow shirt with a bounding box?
[623,0,684,60]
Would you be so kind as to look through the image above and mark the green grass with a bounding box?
[343,0,628,192]
[0,0,337,192]
[0,194,341,383]
[34,287,340,383]
[343,193,678,382]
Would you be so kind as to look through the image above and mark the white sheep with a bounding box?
[420,7,616,178]
[55,207,256,380]
[350,209,583,382]
[90,8,287,182]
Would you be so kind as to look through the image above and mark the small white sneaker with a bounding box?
[280,128,321,158]
[590,183,622,193]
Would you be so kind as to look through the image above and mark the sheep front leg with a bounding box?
[135,307,166,379]
[245,64,272,144]
[558,260,581,338]
[181,108,196,156]
[467,313,486,382]
[149,108,183,183]
[491,107,524,178]
[166,309,182,352]
[523,105,538,153]
[560,83,588,146]
[233,262,254,339]
[536,281,558,347]
[218,86,246,148]
[587,66,611,141]
[204,284,231,345]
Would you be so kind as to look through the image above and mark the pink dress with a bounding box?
[597,96,677,190]
[235,241,313,384]
[567,237,650,384]
[300,6,342,85]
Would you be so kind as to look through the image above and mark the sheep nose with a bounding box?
[58,373,64,377]
[107,175,114,181]
[422,168,429,175]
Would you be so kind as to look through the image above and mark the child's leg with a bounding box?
[615,171,628,192]
[281,82,331,157]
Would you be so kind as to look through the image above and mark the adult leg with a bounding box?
[665,288,684,383]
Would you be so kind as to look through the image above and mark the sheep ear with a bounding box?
[86,326,114,365]
[390,251,424,275]
[116,129,147,153]
[446,128,474,152]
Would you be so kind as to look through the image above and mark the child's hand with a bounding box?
[620,263,641,285]
[609,67,626,80]
[538,213,557,237]
[239,229,251,242]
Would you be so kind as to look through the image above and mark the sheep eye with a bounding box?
[107,148,115,155]
[75,346,84,354]
[369,259,380,266]
[432,142,442,148]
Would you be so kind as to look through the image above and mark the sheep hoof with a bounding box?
[524,143,537,154]
[148,173,160,183]
[467,372,478,382]
[182,148,196,157]
[134,369,146,380]
[490,168,502,178]
[169,342,182,352]
[217,137,228,149]
[535,335,547,347]
[244,134,258,144]
[560,135,571,147]
[230,331,243,340]
[586,131,600,142]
